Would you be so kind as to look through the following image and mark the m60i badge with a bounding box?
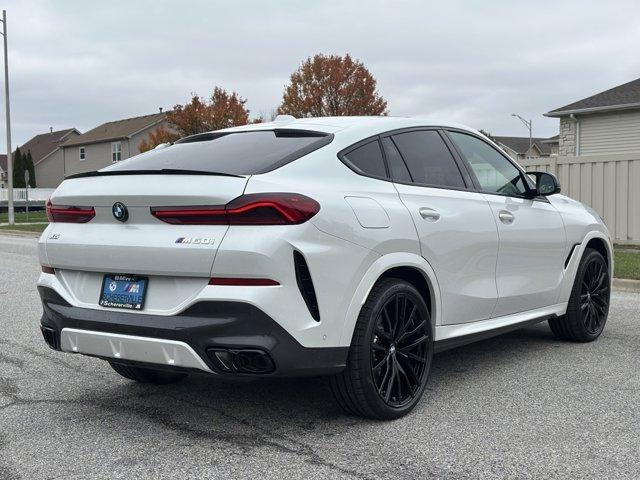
[175,237,215,245]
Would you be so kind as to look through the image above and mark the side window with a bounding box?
[448,131,528,196]
[342,140,387,178]
[381,137,411,183]
[79,147,86,161]
[391,130,465,188]
[111,142,122,163]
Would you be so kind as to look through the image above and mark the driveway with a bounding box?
[0,234,638,479]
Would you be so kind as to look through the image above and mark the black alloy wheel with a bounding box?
[579,255,609,334]
[371,293,430,408]
[549,247,610,342]
[327,278,433,420]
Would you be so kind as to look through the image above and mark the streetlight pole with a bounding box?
[1,10,13,225]
[511,113,532,151]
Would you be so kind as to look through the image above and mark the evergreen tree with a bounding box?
[24,150,36,187]
[12,147,24,188]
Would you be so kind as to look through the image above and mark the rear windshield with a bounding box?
[103,129,332,176]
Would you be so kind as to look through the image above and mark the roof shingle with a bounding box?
[18,128,79,165]
[492,136,553,155]
[63,112,166,147]
[546,78,640,116]
[540,134,559,144]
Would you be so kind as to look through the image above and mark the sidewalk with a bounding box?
[612,278,640,293]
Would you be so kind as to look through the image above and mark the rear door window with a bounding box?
[342,140,387,178]
[382,137,412,183]
[103,130,332,175]
[391,130,466,189]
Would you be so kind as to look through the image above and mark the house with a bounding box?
[492,136,557,161]
[540,135,559,156]
[0,154,6,188]
[1,128,80,188]
[545,77,640,156]
[18,128,81,187]
[524,77,640,244]
[61,111,169,178]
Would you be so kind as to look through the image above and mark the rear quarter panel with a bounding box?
[241,145,425,347]
[246,145,420,257]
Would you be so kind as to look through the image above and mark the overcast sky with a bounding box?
[3,0,640,150]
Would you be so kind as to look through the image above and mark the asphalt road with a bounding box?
[1,234,638,479]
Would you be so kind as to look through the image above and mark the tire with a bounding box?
[328,278,433,420]
[549,247,610,342]
[109,362,188,384]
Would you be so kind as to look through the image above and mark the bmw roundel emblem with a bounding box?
[112,202,129,222]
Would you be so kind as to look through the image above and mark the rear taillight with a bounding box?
[226,193,320,225]
[150,206,226,225]
[151,193,320,226]
[46,200,95,223]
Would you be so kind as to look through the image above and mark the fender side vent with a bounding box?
[293,251,320,322]
[564,243,580,269]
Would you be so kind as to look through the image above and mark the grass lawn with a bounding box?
[0,210,47,223]
[0,223,48,233]
[614,249,640,280]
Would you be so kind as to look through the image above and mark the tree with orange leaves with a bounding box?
[138,125,180,153]
[278,54,388,117]
[167,87,251,137]
[138,88,254,152]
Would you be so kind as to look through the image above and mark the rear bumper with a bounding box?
[38,286,348,377]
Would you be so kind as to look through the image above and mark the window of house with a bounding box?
[79,147,86,161]
[448,131,529,197]
[111,142,122,162]
[390,130,466,189]
[341,140,387,178]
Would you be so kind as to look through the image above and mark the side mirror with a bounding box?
[530,171,561,196]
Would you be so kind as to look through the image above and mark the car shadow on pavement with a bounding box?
[76,322,562,433]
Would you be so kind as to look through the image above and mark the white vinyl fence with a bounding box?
[520,153,640,245]
[0,188,55,202]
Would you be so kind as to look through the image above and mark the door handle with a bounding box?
[498,210,515,224]
[419,207,441,222]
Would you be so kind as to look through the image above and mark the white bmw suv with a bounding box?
[38,116,612,419]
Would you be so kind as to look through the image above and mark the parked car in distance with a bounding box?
[37,116,612,419]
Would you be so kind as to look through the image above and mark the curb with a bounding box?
[0,230,41,238]
[612,278,640,293]
[0,222,48,226]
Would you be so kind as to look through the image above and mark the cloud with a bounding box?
[2,0,639,149]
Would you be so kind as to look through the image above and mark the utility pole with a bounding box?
[511,113,532,152]
[1,10,13,225]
